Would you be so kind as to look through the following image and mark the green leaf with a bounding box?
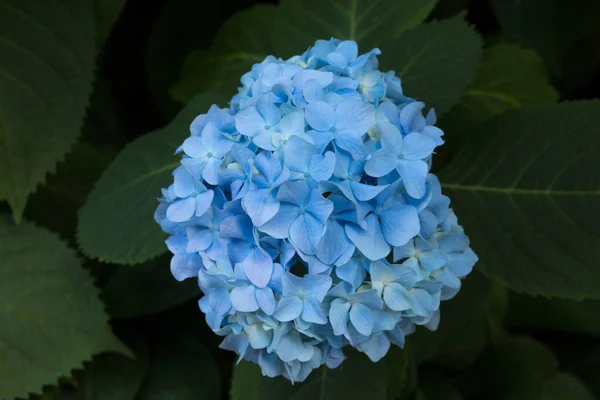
[102,255,201,318]
[0,0,96,222]
[441,43,558,140]
[440,101,600,299]
[379,14,483,115]
[418,370,463,400]
[272,0,438,58]
[231,351,388,400]
[77,92,227,265]
[230,361,261,400]
[386,347,409,400]
[462,336,558,400]
[406,271,492,368]
[55,352,148,400]
[507,294,600,336]
[490,0,600,76]
[94,0,127,48]
[0,215,130,400]
[171,4,278,103]
[137,333,220,400]
[541,373,595,400]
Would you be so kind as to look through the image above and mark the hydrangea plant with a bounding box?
[155,38,478,382]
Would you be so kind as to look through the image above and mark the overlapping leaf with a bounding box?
[0,215,129,400]
[379,14,483,115]
[441,43,558,140]
[441,101,600,299]
[0,0,96,222]
[272,0,438,58]
[77,92,227,264]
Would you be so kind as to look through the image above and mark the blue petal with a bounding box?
[309,151,335,182]
[345,214,390,261]
[419,249,448,271]
[359,333,390,362]
[349,288,383,309]
[305,189,333,223]
[379,203,419,246]
[334,132,367,159]
[379,122,403,155]
[277,180,310,205]
[316,220,355,266]
[350,181,388,201]
[329,298,351,336]
[303,274,332,301]
[336,257,367,290]
[255,287,276,315]
[337,40,358,61]
[166,197,195,222]
[305,101,336,131]
[241,247,273,288]
[273,296,303,322]
[289,212,325,255]
[303,80,326,103]
[301,299,327,324]
[258,204,299,239]
[402,133,436,160]
[230,285,259,312]
[364,149,399,177]
[335,100,375,136]
[209,288,232,315]
[242,189,279,227]
[194,190,214,217]
[349,303,374,336]
[397,159,429,199]
[245,323,272,349]
[235,106,264,137]
[187,227,213,252]
[383,283,411,311]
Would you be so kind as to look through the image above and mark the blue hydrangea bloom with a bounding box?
[155,38,478,382]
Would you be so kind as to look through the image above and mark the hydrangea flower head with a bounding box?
[155,38,478,382]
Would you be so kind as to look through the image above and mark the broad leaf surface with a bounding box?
[0,215,129,400]
[441,101,600,299]
[441,43,558,139]
[0,0,96,221]
[379,14,483,115]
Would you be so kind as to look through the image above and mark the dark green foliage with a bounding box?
[1,0,600,399]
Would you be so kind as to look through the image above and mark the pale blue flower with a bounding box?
[156,37,477,382]
[273,272,332,324]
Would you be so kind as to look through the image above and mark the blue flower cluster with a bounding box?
[155,39,478,382]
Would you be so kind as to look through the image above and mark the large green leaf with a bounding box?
[0,215,129,400]
[379,14,483,115]
[441,101,600,299]
[137,333,220,400]
[172,0,440,103]
[490,0,600,76]
[171,5,279,103]
[541,373,595,400]
[461,336,558,400]
[77,92,227,265]
[271,0,438,58]
[102,255,201,318]
[53,352,148,400]
[0,0,96,222]
[230,361,261,400]
[441,43,558,141]
[231,351,388,400]
[507,294,600,336]
[94,0,127,48]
